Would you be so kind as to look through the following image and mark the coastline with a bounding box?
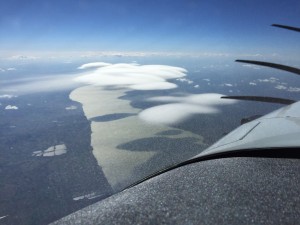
[70,85,204,190]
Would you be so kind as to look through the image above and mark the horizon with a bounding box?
[1,0,300,57]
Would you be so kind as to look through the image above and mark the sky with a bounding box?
[0,0,300,57]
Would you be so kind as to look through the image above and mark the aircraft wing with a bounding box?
[196,101,300,157]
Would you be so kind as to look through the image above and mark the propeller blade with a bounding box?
[221,96,296,105]
[272,24,300,33]
[236,60,300,75]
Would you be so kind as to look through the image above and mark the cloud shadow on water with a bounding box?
[117,136,207,183]
[117,137,203,153]
[90,113,136,122]
[155,130,183,136]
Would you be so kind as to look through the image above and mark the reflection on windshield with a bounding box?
[1,54,300,224]
[1,0,300,224]
[1,56,300,224]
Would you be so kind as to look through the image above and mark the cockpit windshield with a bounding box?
[0,0,300,224]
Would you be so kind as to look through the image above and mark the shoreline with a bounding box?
[70,85,204,190]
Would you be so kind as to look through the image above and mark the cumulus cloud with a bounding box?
[0,94,16,99]
[176,78,194,84]
[5,105,18,110]
[0,67,17,72]
[65,105,77,110]
[7,68,16,71]
[251,77,300,93]
[275,85,287,90]
[287,87,300,92]
[0,216,8,220]
[139,93,237,125]
[75,63,187,90]
[257,77,279,84]
[32,144,67,157]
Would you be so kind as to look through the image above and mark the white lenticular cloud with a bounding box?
[139,103,218,124]
[185,93,237,105]
[129,82,177,90]
[74,63,237,125]
[75,62,187,91]
[139,93,237,125]
[2,75,78,94]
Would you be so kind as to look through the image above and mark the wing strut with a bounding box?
[272,24,300,33]
[235,60,300,76]
[221,96,296,105]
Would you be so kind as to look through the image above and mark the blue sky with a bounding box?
[1,0,300,55]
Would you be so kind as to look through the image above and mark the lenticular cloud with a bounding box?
[77,62,112,69]
[75,62,187,90]
[139,93,237,125]
[75,62,238,125]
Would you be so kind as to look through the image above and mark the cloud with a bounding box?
[8,55,38,60]
[252,77,300,93]
[7,68,16,71]
[5,105,18,110]
[176,78,194,84]
[0,68,16,72]
[139,93,237,125]
[257,77,279,84]
[139,103,218,124]
[129,82,177,90]
[2,75,78,94]
[242,64,260,70]
[287,87,300,92]
[77,62,112,69]
[32,144,67,157]
[75,63,187,91]
[275,85,287,90]
[65,105,77,110]
[1,62,186,95]
[0,216,8,220]
[0,94,16,99]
